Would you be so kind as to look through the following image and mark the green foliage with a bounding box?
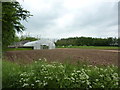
[55,37,118,47]
[2,2,32,51]
[13,35,39,43]
[20,35,39,41]
[2,60,23,88]
[14,35,20,42]
[2,60,119,88]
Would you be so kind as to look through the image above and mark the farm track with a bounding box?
[4,48,118,66]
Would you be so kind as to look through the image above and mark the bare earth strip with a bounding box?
[4,48,118,66]
[100,50,120,53]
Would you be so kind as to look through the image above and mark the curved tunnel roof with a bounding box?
[23,39,55,49]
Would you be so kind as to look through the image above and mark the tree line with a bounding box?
[55,37,118,46]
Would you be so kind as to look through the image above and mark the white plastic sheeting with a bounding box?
[23,39,55,50]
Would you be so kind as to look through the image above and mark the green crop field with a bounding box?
[57,46,118,50]
[6,48,33,51]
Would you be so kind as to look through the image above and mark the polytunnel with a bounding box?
[23,39,55,50]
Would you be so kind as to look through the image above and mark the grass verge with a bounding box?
[57,46,118,50]
[6,48,33,51]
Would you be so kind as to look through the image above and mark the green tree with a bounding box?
[20,35,39,41]
[14,35,20,42]
[2,1,32,51]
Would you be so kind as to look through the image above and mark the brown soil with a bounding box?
[4,48,118,66]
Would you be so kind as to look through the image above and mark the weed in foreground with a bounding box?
[2,59,119,88]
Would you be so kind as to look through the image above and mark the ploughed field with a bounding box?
[5,48,118,65]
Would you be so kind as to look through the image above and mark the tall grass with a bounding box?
[2,59,119,88]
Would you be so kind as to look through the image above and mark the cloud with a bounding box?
[17,0,118,39]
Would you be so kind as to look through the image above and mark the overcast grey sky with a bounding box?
[17,0,118,39]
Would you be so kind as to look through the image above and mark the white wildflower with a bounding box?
[46,65,54,68]
[39,58,42,61]
[86,80,90,85]
[101,85,104,88]
[95,79,99,82]
[21,78,24,80]
[35,61,37,63]
[81,69,85,71]
[115,82,118,85]
[76,70,81,73]
[41,65,45,67]
[44,77,47,79]
[104,69,107,72]
[100,74,104,77]
[20,74,24,76]
[23,79,26,82]
[59,65,64,68]
[89,85,92,88]
[71,77,75,81]
[22,83,29,87]
[73,70,76,72]
[44,82,48,86]
[111,64,115,68]
[100,68,103,71]
[25,78,29,82]
[85,74,89,79]
[88,65,92,67]
[81,81,85,83]
[36,80,40,83]
[71,73,75,76]
[94,66,97,69]
[44,58,47,61]
[113,73,118,76]
[83,65,86,67]
[48,77,52,80]
[31,84,34,86]
[43,81,48,86]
